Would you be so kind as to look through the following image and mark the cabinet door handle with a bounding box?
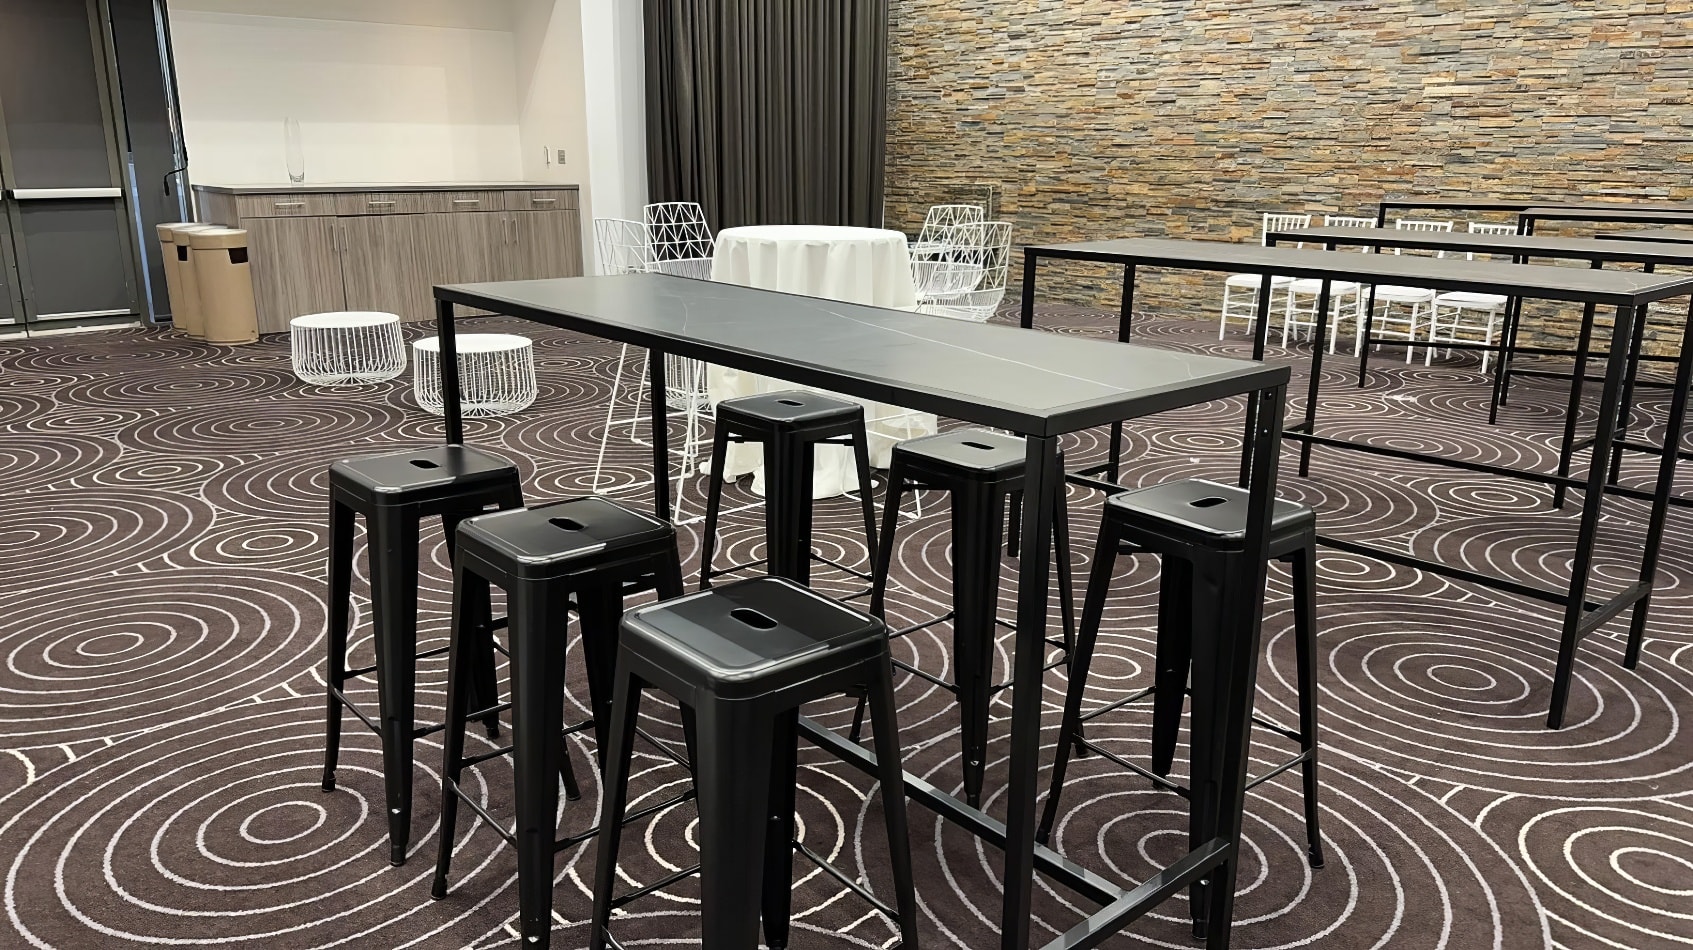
[530,197,556,205]
[367,199,395,207]
[273,201,305,209]
[452,198,480,205]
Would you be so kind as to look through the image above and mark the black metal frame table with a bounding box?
[1376,198,1693,227]
[1522,205,1693,233]
[433,273,1291,950]
[1020,237,1693,728]
[1271,226,1693,485]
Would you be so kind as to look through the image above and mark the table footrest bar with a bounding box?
[798,715,1125,906]
[1315,534,1579,605]
[1075,736,1191,798]
[793,840,898,919]
[1571,434,1596,453]
[1284,430,1579,487]
[1576,583,1650,636]
[1614,437,1693,460]
[609,863,701,910]
[1038,837,1233,950]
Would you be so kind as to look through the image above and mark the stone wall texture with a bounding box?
[884,0,1693,353]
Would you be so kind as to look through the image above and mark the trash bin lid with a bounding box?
[187,227,248,250]
[170,223,221,245]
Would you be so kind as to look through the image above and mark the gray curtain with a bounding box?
[644,0,887,231]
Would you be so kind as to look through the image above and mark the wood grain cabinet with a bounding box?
[193,184,583,333]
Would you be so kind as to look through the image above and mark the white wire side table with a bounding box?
[413,333,537,417]
[289,311,407,385]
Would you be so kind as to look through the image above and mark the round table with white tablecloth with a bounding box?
[707,225,938,497]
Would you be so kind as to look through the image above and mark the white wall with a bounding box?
[580,0,648,228]
[172,2,525,184]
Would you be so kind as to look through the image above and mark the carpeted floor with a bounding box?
[1,303,1690,950]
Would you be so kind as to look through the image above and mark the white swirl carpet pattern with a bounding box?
[0,305,1688,949]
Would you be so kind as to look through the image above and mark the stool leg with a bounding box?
[761,710,800,950]
[321,496,355,792]
[1291,546,1325,869]
[699,423,732,590]
[431,558,488,899]
[589,665,644,950]
[369,506,421,867]
[576,585,624,769]
[445,509,502,740]
[695,699,776,950]
[511,582,568,948]
[868,459,910,620]
[1006,489,1021,556]
[867,654,920,948]
[951,479,1002,809]
[1151,557,1194,778]
[1037,523,1119,844]
[851,426,879,564]
[1186,557,1227,940]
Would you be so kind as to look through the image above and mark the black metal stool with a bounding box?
[857,427,1076,808]
[429,496,687,946]
[1038,478,1324,934]
[590,578,920,950]
[700,390,878,587]
[322,444,523,867]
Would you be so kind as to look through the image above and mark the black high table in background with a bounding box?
[432,273,1291,950]
[1601,228,1693,245]
[1269,225,1693,485]
[1019,237,1693,728]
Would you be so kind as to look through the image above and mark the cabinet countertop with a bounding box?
[192,182,581,195]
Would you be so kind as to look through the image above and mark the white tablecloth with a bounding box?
[707,225,938,496]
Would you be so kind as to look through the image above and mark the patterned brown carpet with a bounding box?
[1,302,1690,950]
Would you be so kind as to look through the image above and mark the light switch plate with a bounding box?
[556,149,567,164]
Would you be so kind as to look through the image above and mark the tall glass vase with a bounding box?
[284,117,305,184]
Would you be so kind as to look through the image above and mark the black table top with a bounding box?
[1381,197,1693,214]
[1599,228,1693,245]
[434,274,1288,438]
[1027,238,1693,306]
[1271,226,1693,266]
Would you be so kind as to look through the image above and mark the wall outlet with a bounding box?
[556,149,567,164]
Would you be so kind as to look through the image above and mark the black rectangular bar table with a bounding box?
[1522,205,1693,233]
[1271,225,1693,478]
[1376,197,1693,227]
[1020,237,1693,729]
[433,273,1291,950]
[1601,228,1693,245]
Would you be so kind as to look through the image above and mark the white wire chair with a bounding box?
[1428,221,1514,370]
[1369,218,1453,363]
[643,201,715,279]
[1282,214,1373,354]
[590,215,711,518]
[917,221,1013,322]
[911,204,988,298]
[1219,212,1308,340]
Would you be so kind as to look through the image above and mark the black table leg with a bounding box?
[1490,294,1524,420]
[1549,303,1636,729]
[1623,294,1693,670]
[1200,382,1285,948]
[647,349,672,521]
[1299,280,1334,477]
[1553,287,1601,510]
[1019,251,1038,330]
[1610,268,1652,483]
[998,433,1060,950]
[1239,274,1277,485]
[1104,264,1137,482]
[436,297,464,445]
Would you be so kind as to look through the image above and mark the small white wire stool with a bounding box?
[289,311,406,385]
[412,333,538,417]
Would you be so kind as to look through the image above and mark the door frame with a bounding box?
[0,0,146,332]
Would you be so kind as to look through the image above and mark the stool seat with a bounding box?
[1109,478,1313,550]
[892,427,1025,478]
[330,445,519,507]
[622,579,885,699]
[457,497,674,579]
[716,390,862,428]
